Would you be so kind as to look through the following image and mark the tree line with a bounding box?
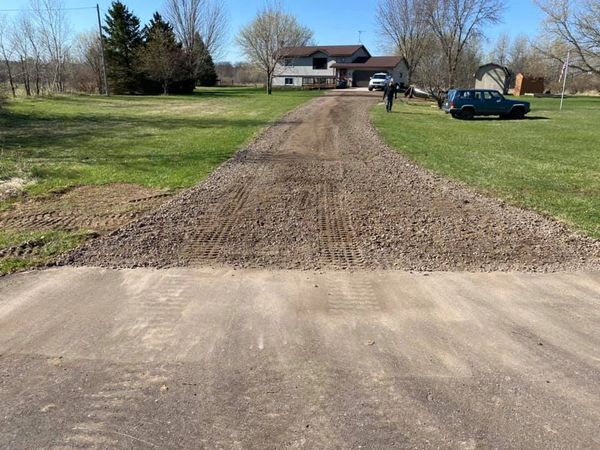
[0,0,226,98]
[102,1,217,94]
[376,0,600,94]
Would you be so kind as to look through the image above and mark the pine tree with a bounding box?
[103,1,143,94]
[195,37,218,87]
[140,12,185,94]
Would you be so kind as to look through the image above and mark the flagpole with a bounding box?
[560,49,570,111]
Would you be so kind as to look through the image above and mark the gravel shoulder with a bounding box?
[63,92,600,271]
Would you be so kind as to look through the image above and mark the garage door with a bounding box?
[353,70,381,87]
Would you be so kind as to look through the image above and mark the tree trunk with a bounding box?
[20,59,31,96]
[34,58,41,95]
[3,59,16,98]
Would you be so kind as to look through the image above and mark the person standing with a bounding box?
[383,77,398,113]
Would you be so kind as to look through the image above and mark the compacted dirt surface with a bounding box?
[1,268,599,449]
[64,92,599,272]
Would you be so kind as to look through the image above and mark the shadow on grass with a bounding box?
[468,116,550,121]
[44,88,319,101]
[0,111,299,154]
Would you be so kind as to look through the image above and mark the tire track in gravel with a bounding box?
[64,92,600,272]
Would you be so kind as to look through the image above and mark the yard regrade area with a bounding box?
[0,88,321,274]
[372,96,600,239]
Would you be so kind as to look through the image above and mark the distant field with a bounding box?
[372,96,600,239]
[0,87,321,274]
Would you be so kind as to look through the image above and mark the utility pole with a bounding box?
[96,4,109,96]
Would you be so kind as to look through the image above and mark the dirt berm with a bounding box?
[64,92,600,271]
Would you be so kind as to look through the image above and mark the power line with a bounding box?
[0,6,96,12]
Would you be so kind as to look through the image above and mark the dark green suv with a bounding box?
[442,89,531,120]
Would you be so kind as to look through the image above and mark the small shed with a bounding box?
[474,63,511,94]
[513,73,545,96]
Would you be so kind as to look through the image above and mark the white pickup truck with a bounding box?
[368,73,390,91]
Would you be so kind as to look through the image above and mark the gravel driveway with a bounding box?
[64,92,600,271]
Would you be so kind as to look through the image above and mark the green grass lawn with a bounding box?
[372,96,600,239]
[0,87,321,274]
[0,87,321,195]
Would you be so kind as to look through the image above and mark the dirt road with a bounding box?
[64,92,599,272]
[1,267,599,449]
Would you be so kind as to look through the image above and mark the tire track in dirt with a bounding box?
[65,93,600,272]
[0,185,173,233]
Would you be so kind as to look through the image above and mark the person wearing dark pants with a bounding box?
[383,78,398,112]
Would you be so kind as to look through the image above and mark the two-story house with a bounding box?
[273,45,408,88]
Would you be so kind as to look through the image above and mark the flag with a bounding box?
[558,58,569,83]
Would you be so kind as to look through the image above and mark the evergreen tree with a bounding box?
[195,37,218,87]
[103,1,143,94]
[140,12,185,94]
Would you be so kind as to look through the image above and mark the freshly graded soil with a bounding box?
[64,92,600,271]
[0,184,173,233]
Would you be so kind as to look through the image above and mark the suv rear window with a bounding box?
[373,74,387,79]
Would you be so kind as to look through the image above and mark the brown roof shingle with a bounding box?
[331,56,405,69]
[279,45,369,58]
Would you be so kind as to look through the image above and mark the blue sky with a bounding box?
[2,0,545,62]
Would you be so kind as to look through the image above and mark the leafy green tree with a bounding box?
[139,12,185,94]
[103,1,143,94]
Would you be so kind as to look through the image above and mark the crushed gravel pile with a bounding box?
[64,92,600,272]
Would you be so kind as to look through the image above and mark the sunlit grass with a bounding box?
[372,96,600,238]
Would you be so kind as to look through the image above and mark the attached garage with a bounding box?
[352,70,381,87]
[331,56,409,89]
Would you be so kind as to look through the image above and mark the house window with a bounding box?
[313,57,328,70]
[285,78,294,85]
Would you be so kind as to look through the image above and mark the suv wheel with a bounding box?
[511,108,525,120]
[460,108,474,120]
[368,87,373,91]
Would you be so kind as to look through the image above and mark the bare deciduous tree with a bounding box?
[424,0,504,86]
[73,32,104,93]
[236,2,313,94]
[491,32,510,66]
[0,15,17,98]
[535,0,600,74]
[30,0,71,92]
[163,0,228,60]
[20,15,43,95]
[376,0,431,83]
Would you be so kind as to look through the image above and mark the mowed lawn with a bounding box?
[0,87,320,274]
[372,96,600,239]
[0,87,321,195]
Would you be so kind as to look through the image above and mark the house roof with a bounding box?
[279,45,369,58]
[476,63,511,77]
[331,56,406,69]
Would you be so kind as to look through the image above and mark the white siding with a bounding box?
[389,61,409,85]
[275,52,336,78]
[274,48,371,78]
[272,76,302,87]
